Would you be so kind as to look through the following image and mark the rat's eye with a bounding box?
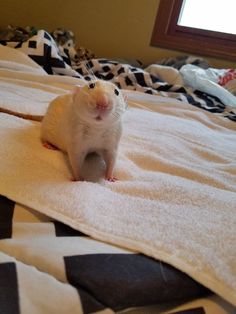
[89,83,96,89]
[114,88,119,96]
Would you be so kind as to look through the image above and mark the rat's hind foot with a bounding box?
[43,142,58,150]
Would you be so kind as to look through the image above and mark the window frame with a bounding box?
[150,0,236,61]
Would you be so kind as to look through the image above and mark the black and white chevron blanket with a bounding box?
[0,195,228,314]
[1,29,235,122]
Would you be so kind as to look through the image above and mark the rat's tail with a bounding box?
[0,107,44,122]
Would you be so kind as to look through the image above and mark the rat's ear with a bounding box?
[72,86,81,94]
[121,90,127,101]
[72,86,81,100]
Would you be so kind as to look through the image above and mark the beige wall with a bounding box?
[1,0,235,68]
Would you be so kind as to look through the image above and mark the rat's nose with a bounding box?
[96,96,110,112]
[96,101,108,111]
[95,97,111,120]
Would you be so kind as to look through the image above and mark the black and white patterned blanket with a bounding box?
[0,195,226,314]
[1,29,235,122]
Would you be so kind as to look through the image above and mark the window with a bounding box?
[151,0,236,61]
[178,0,236,35]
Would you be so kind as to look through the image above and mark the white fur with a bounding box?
[41,80,127,181]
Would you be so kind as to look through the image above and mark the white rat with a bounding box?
[42,79,127,181]
[0,79,127,181]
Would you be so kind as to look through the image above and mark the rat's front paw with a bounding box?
[43,142,58,150]
[71,176,84,182]
[106,176,118,182]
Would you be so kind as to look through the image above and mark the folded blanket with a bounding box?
[0,46,236,307]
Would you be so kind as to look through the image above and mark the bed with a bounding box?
[0,28,235,314]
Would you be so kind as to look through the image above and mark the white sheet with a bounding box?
[0,45,236,306]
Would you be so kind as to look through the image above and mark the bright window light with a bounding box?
[178,0,236,35]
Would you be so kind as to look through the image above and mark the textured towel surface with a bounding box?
[0,46,236,306]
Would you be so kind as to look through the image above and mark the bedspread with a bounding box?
[1,29,236,122]
[0,37,236,314]
[2,196,218,314]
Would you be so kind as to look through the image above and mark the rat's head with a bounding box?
[72,80,127,124]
